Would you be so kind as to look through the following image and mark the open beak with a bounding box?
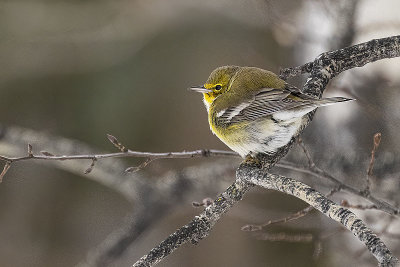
[188,86,212,94]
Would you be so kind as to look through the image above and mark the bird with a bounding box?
[189,66,354,158]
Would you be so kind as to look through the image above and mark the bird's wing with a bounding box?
[217,87,317,124]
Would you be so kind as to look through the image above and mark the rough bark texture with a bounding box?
[303,36,400,97]
[133,180,252,267]
[237,168,398,266]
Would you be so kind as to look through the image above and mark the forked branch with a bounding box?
[237,167,397,266]
[132,35,400,267]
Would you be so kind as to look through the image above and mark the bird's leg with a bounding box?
[244,154,262,168]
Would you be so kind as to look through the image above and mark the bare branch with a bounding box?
[242,187,340,232]
[341,200,378,211]
[84,158,97,174]
[241,205,314,232]
[239,169,398,266]
[297,138,315,168]
[368,133,382,176]
[132,35,400,267]
[132,179,253,267]
[79,162,235,267]
[254,232,314,243]
[302,35,400,97]
[27,144,33,157]
[0,136,238,180]
[0,162,11,183]
[107,134,128,153]
[40,151,55,156]
[125,158,153,173]
[0,146,237,164]
[365,132,382,192]
[276,161,400,216]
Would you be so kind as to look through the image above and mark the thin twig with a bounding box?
[242,187,340,232]
[84,158,97,174]
[297,138,315,168]
[27,144,33,157]
[241,205,314,232]
[125,158,154,173]
[107,134,128,152]
[0,148,238,163]
[0,135,239,180]
[241,170,398,266]
[0,162,11,183]
[254,232,314,242]
[275,161,400,216]
[365,132,382,192]
[341,200,378,211]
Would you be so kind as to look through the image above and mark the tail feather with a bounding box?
[272,96,355,120]
[316,97,355,107]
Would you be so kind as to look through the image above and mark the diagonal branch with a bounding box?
[277,161,400,216]
[79,162,235,267]
[132,179,253,267]
[303,35,400,97]
[237,168,398,266]
[241,187,340,232]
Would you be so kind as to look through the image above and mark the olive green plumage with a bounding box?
[190,66,353,157]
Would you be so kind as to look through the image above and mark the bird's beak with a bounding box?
[188,86,212,94]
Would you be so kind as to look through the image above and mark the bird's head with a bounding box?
[189,66,240,109]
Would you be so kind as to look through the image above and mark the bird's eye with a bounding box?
[215,84,222,90]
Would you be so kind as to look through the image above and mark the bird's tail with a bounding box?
[279,96,355,119]
[316,96,355,107]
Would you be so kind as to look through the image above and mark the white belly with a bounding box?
[227,117,304,157]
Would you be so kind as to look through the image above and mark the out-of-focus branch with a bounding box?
[254,232,314,242]
[241,205,314,232]
[365,132,382,192]
[341,200,378,211]
[0,125,138,200]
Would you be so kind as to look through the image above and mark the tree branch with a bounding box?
[238,169,398,266]
[0,146,237,165]
[302,35,400,97]
[241,187,340,232]
[80,162,236,267]
[132,35,400,267]
[277,161,400,216]
[132,179,253,267]
[0,131,238,180]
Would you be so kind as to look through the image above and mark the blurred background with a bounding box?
[0,0,400,266]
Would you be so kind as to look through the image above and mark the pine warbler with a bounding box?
[190,66,353,158]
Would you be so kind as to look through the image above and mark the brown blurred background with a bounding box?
[0,0,399,266]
